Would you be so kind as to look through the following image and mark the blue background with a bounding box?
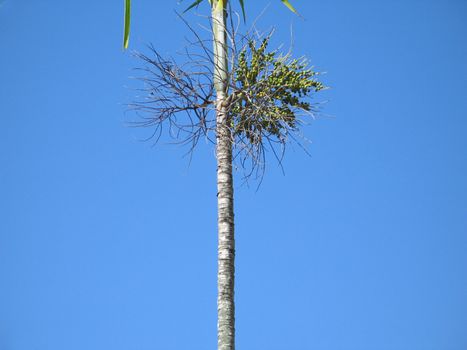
[1,1,466,349]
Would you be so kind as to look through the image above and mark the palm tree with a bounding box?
[123,2,299,349]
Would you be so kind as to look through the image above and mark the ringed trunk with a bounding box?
[212,1,235,350]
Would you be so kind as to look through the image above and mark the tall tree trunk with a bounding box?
[212,1,235,350]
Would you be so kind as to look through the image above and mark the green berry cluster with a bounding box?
[230,36,324,144]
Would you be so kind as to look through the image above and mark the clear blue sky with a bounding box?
[1,1,466,349]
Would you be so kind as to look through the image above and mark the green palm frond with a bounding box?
[122,0,299,49]
[238,0,246,21]
[281,0,298,14]
[183,0,204,13]
[123,0,131,49]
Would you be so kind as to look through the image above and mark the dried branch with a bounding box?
[129,43,216,152]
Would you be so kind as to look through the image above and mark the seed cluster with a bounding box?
[230,36,324,145]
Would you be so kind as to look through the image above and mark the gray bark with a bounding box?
[216,94,235,350]
[212,1,235,350]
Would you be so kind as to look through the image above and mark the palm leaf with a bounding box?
[123,0,131,49]
[238,0,246,21]
[122,0,300,49]
[281,0,299,15]
[183,0,204,13]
